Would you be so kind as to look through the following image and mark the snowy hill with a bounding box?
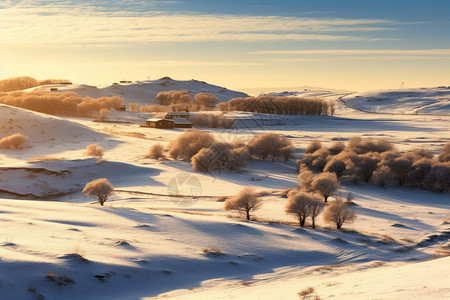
[341,86,450,115]
[30,77,248,106]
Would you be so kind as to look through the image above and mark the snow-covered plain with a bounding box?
[0,83,449,300]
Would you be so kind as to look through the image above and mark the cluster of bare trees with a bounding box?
[0,91,124,117]
[224,185,356,230]
[247,133,294,161]
[166,130,295,173]
[0,76,70,92]
[218,95,334,116]
[190,113,235,128]
[128,103,170,113]
[155,90,218,111]
[298,138,450,193]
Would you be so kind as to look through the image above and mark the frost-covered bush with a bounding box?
[82,178,114,206]
[84,144,104,159]
[147,143,165,160]
[168,129,215,159]
[248,133,294,162]
[0,133,28,149]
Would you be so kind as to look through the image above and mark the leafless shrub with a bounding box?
[424,162,450,192]
[298,165,315,191]
[372,165,395,187]
[300,148,330,172]
[46,273,75,286]
[407,158,433,187]
[439,142,450,162]
[311,172,340,202]
[354,152,381,182]
[0,133,28,149]
[348,136,394,154]
[84,144,104,159]
[323,157,347,179]
[202,247,224,256]
[82,178,114,206]
[387,157,413,186]
[224,187,262,220]
[305,140,322,154]
[323,199,356,230]
[328,140,345,155]
[168,129,215,159]
[192,142,250,173]
[298,286,315,298]
[146,143,165,159]
[97,108,110,121]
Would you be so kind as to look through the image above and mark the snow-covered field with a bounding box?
[0,83,449,299]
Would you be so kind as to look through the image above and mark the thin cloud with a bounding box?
[250,49,450,56]
[0,1,395,47]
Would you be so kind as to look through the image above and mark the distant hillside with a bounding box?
[29,77,248,106]
[341,87,450,115]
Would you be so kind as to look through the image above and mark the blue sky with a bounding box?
[1,0,449,91]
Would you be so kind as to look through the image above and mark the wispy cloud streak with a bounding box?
[0,1,394,47]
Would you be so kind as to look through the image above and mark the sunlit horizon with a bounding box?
[1,0,449,92]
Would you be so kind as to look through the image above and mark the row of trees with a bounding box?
[224,187,356,229]
[217,95,334,116]
[0,76,70,92]
[0,91,125,117]
[155,90,218,111]
[165,130,295,173]
[298,138,450,193]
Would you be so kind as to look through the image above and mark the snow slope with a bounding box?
[341,86,450,115]
[0,83,449,299]
[29,77,248,106]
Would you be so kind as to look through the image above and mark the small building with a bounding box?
[172,118,192,128]
[165,112,190,120]
[145,118,175,129]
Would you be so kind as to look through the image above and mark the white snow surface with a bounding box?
[342,86,450,115]
[0,83,449,299]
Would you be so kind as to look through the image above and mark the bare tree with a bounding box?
[311,172,340,202]
[285,191,324,228]
[82,178,114,206]
[224,187,262,220]
[308,196,325,228]
[285,191,311,227]
[323,199,356,230]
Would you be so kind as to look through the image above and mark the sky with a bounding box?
[0,0,449,92]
